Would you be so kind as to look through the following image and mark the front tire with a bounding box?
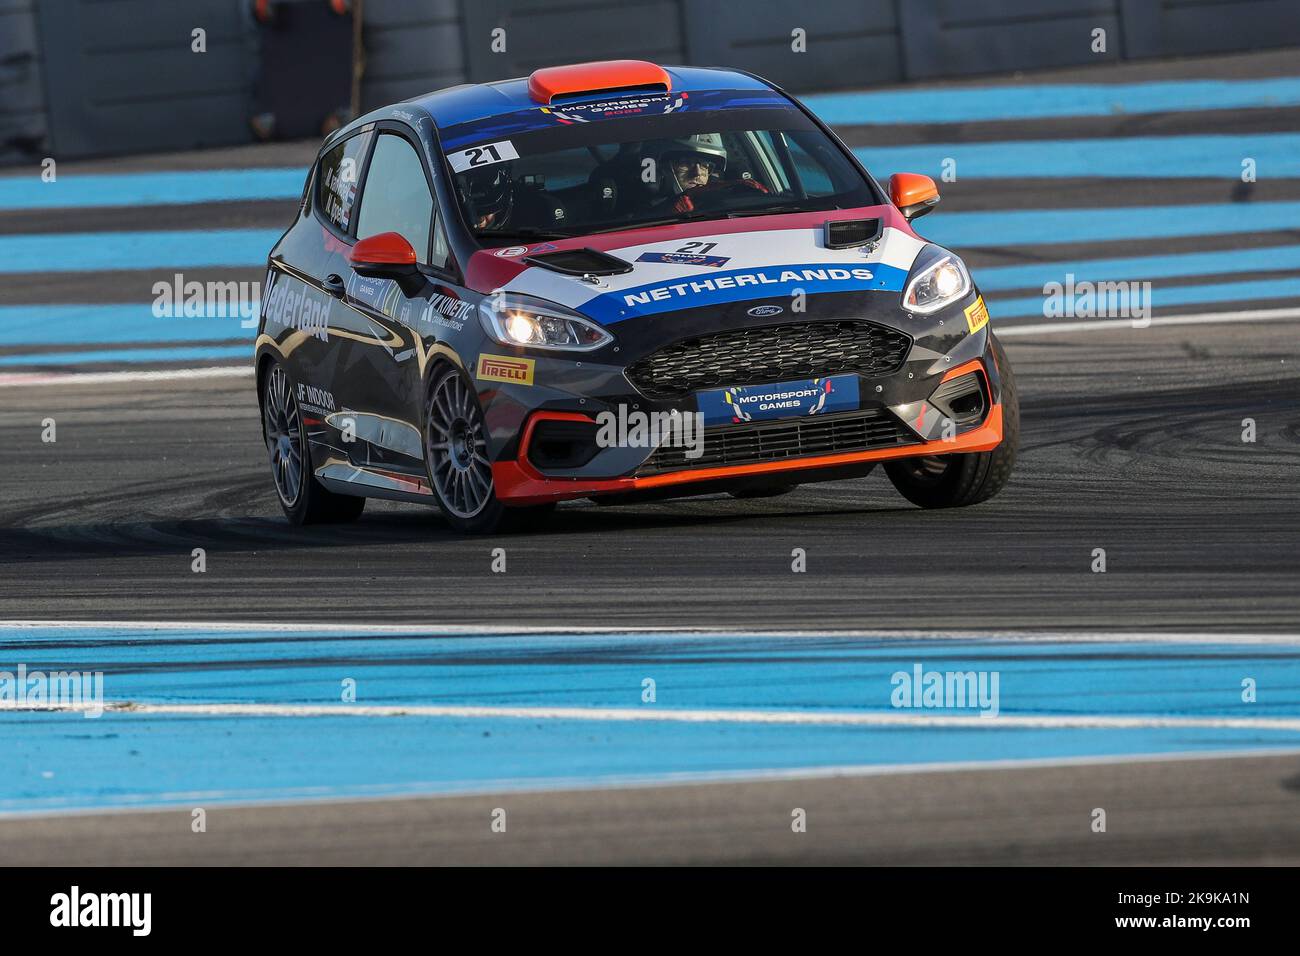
[261,362,365,525]
[884,336,1019,509]
[728,480,801,499]
[423,365,553,534]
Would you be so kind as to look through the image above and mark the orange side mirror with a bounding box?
[349,231,419,276]
[889,173,940,222]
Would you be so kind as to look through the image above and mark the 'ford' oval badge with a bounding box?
[747,304,783,317]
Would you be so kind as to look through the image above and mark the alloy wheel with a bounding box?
[426,371,494,518]
[264,365,304,507]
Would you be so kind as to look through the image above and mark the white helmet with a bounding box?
[646,133,728,193]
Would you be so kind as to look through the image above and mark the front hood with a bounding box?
[466,206,929,326]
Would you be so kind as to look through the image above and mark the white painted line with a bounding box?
[996,305,1300,336]
[14,700,1300,732]
[2,621,1298,645]
[0,365,252,389]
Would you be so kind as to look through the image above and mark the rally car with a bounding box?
[256,59,1017,533]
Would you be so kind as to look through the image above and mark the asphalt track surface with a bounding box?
[1,318,1297,631]
[4,752,1299,866]
[1,51,1299,865]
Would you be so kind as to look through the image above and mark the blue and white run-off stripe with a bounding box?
[3,68,1300,373]
[2,623,1297,814]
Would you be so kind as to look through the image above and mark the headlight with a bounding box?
[478,292,613,352]
[903,254,971,315]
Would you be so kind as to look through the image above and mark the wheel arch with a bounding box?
[255,350,280,446]
[255,349,280,400]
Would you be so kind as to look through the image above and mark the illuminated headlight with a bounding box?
[478,292,613,352]
[903,254,972,315]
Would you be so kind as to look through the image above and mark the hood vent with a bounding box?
[523,247,633,277]
[825,218,882,250]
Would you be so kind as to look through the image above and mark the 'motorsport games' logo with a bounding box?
[476,353,535,386]
[697,375,860,426]
[541,92,688,124]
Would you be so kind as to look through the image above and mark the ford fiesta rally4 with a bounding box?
[256,59,1018,533]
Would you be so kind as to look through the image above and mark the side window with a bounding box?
[356,132,437,265]
[317,130,372,232]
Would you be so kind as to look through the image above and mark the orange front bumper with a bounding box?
[493,390,1005,506]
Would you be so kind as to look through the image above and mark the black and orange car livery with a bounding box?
[256,59,1017,532]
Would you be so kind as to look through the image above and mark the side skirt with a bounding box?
[314,460,434,504]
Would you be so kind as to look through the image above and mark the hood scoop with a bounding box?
[524,247,633,278]
[824,217,882,250]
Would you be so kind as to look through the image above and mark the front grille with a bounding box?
[624,321,912,401]
[638,408,917,475]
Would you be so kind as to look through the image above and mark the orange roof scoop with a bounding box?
[527,60,671,104]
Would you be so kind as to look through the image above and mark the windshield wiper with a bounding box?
[585,204,842,236]
[475,228,572,243]
[586,212,721,235]
[724,203,842,218]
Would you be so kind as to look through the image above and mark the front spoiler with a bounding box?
[492,374,1004,505]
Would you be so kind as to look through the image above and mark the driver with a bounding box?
[645,133,768,213]
[459,164,514,230]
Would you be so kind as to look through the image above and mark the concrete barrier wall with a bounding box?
[6,0,1299,164]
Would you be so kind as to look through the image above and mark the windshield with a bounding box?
[445,107,880,245]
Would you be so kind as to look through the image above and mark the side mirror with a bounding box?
[349,231,418,278]
[889,173,940,222]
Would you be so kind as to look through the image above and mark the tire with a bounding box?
[423,365,553,534]
[884,335,1019,509]
[261,362,366,525]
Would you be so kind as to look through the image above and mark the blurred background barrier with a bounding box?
[3,0,1300,164]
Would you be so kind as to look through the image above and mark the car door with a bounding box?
[264,126,372,460]
[338,126,445,472]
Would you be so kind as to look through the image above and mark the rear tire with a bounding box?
[884,336,1018,509]
[423,365,553,534]
[261,362,366,525]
